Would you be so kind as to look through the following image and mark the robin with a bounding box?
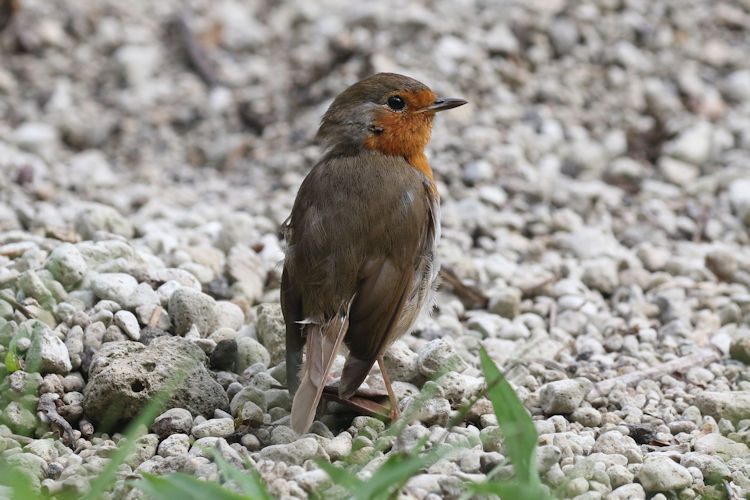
[281,73,466,433]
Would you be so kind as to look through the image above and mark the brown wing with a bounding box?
[282,151,433,403]
[338,256,415,398]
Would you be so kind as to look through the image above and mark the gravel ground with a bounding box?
[2,0,750,498]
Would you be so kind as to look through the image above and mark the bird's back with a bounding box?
[283,150,435,318]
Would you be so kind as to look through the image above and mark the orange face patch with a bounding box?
[364,89,438,187]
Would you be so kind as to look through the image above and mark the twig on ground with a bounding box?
[438,266,488,309]
[148,306,163,328]
[0,289,33,318]
[589,348,720,399]
[548,299,557,330]
[725,479,742,500]
[521,275,557,298]
[168,14,222,87]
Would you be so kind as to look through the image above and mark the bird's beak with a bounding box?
[419,97,468,113]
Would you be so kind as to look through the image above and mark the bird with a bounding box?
[281,72,466,434]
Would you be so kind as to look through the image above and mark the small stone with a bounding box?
[188,437,221,459]
[680,452,730,483]
[227,245,265,304]
[237,401,264,429]
[638,456,692,492]
[663,122,713,165]
[0,401,37,435]
[75,205,134,240]
[168,288,218,337]
[62,373,84,392]
[466,313,503,338]
[487,287,521,318]
[536,445,562,473]
[191,418,234,439]
[382,340,420,383]
[214,301,245,331]
[45,244,87,290]
[236,337,271,371]
[571,407,602,427]
[549,18,578,56]
[10,122,58,155]
[113,310,140,341]
[539,378,593,415]
[607,483,646,500]
[4,452,47,491]
[696,391,750,424]
[255,303,286,365]
[417,339,467,378]
[581,259,619,294]
[270,426,296,445]
[256,437,328,465]
[128,284,161,324]
[124,434,159,469]
[230,387,267,415]
[705,249,738,281]
[591,431,642,463]
[25,320,72,374]
[152,409,194,439]
[721,69,750,102]
[114,44,162,88]
[265,389,291,411]
[210,339,237,371]
[103,324,127,343]
[218,215,259,253]
[485,24,518,54]
[158,433,190,457]
[728,178,750,225]
[607,463,634,489]
[325,432,353,460]
[406,397,451,427]
[90,273,138,305]
[693,433,749,460]
[241,433,261,451]
[658,156,699,187]
[18,271,54,310]
[565,476,589,497]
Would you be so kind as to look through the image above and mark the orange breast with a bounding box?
[364,104,438,193]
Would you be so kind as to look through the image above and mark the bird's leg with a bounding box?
[377,356,400,421]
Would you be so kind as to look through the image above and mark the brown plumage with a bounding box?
[281,73,466,433]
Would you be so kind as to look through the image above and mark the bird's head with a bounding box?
[316,73,466,159]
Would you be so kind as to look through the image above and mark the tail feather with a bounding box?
[290,314,349,434]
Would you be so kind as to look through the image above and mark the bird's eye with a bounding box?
[387,95,406,111]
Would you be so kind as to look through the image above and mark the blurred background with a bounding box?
[2,2,750,497]
[1,0,749,279]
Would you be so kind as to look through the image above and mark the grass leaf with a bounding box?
[351,446,446,500]
[467,479,548,498]
[211,450,274,500]
[314,459,364,491]
[479,347,539,484]
[134,473,251,500]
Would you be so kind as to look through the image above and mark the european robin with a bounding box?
[281,73,466,433]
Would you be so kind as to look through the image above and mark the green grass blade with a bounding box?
[134,473,251,500]
[212,450,274,500]
[467,480,548,498]
[0,464,47,500]
[314,459,364,491]
[478,347,538,484]
[352,446,448,500]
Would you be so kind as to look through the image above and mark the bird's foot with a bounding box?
[321,381,394,421]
